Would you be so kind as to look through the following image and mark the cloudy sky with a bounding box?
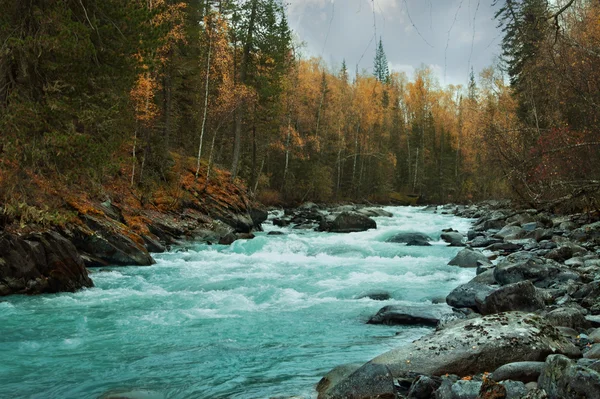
[285,0,504,87]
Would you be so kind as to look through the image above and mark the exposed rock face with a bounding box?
[0,231,93,296]
[69,215,155,267]
[448,248,490,268]
[320,313,580,399]
[322,212,377,233]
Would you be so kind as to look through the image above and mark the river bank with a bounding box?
[3,197,600,398]
[317,201,600,399]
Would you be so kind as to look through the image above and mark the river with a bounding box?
[0,206,474,399]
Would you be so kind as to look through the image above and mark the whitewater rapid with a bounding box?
[0,206,474,399]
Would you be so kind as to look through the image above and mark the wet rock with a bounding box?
[218,233,237,245]
[319,362,395,399]
[357,208,393,218]
[321,313,580,398]
[446,270,496,309]
[441,232,465,247]
[476,280,546,315]
[367,305,454,326]
[249,207,269,230]
[406,239,432,246]
[386,232,432,244]
[0,231,93,296]
[356,290,391,301]
[538,354,600,399]
[267,231,285,236]
[322,212,377,233]
[490,362,545,383]
[448,248,490,268]
[316,363,363,399]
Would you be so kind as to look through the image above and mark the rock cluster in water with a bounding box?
[318,200,600,399]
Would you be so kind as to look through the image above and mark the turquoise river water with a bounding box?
[0,206,474,399]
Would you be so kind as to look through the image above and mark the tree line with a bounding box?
[0,0,598,211]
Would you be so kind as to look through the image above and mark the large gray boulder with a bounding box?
[441,232,465,247]
[320,313,580,399]
[490,361,545,383]
[475,280,546,315]
[538,354,600,399]
[323,212,377,233]
[446,270,496,309]
[448,248,490,268]
[493,254,561,287]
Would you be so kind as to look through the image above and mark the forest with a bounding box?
[1,0,599,220]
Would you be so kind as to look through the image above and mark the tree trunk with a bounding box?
[196,30,212,178]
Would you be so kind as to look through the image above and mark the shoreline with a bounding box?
[318,201,600,399]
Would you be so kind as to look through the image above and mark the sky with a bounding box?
[285,0,504,87]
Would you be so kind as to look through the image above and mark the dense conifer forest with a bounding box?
[1,0,599,226]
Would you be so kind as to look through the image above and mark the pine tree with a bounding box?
[468,67,477,101]
[373,37,390,84]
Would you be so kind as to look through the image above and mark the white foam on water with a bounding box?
[0,206,477,399]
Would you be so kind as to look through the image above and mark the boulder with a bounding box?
[476,280,546,315]
[316,363,363,399]
[493,254,560,288]
[494,225,526,240]
[357,208,393,218]
[546,307,590,330]
[490,362,545,383]
[249,207,268,231]
[367,305,454,326]
[469,236,502,248]
[407,375,441,399]
[441,232,465,247]
[538,354,600,399]
[323,212,377,233]
[386,232,432,244]
[435,379,481,399]
[448,248,490,268]
[321,313,580,398]
[318,362,395,399]
[0,231,93,296]
[446,270,497,309]
[584,344,600,359]
[356,290,391,301]
[406,239,432,246]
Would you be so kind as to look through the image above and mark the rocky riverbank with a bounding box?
[317,201,600,399]
[0,163,267,296]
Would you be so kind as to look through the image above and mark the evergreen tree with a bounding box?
[468,67,478,101]
[373,37,390,84]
